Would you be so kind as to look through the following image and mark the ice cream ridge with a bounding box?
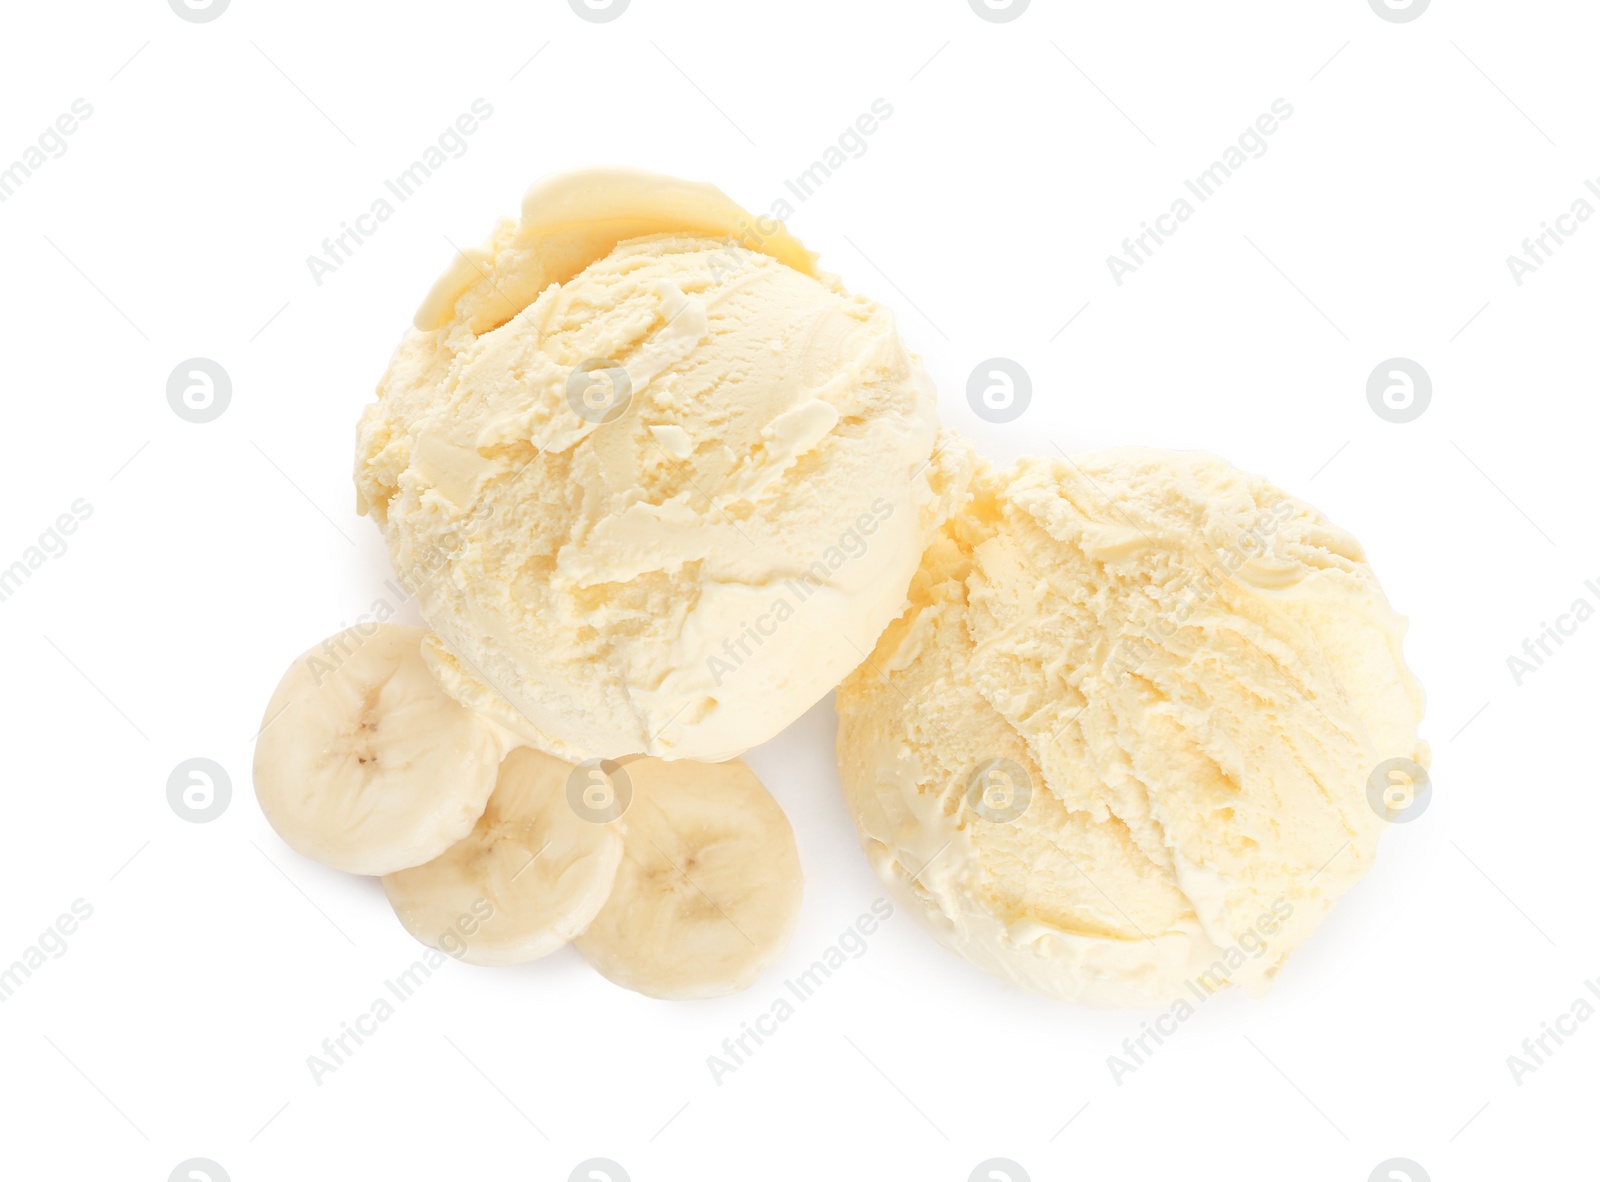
[355,168,962,763]
[835,448,1427,1007]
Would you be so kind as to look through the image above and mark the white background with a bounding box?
[1,1,1594,1178]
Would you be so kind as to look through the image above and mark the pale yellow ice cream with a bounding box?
[836,448,1427,1007]
[357,170,958,761]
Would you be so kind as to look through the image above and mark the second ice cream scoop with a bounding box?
[836,448,1428,1006]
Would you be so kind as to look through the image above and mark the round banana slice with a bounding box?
[382,747,624,966]
[575,758,803,999]
[253,624,508,875]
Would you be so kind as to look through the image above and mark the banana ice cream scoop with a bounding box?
[835,448,1428,1007]
[356,169,961,762]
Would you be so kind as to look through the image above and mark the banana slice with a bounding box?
[382,747,624,965]
[253,624,508,875]
[575,758,803,999]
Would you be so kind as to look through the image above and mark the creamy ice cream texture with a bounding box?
[357,169,957,762]
[836,448,1427,1007]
